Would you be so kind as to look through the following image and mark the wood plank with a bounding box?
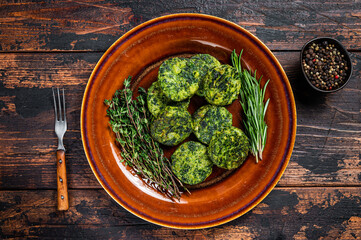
[0,53,102,189]
[275,51,361,187]
[0,188,360,239]
[0,0,360,51]
[0,52,360,189]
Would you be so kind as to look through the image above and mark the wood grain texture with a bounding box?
[0,52,360,189]
[0,188,360,239]
[0,0,360,51]
[0,53,101,189]
[1,1,360,237]
[56,150,69,211]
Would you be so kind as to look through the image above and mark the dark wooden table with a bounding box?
[1,1,360,239]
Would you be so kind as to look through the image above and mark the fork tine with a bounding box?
[57,88,62,121]
[52,88,58,121]
[62,88,66,122]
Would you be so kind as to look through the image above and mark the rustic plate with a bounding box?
[81,13,296,229]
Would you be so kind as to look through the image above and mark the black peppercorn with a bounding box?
[302,41,349,91]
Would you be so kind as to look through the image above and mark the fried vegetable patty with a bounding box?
[208,126,250,170]
[190,54,221,96]
[204,64,241,106]
[147,81,189,117]
[193,105,233,145]
[171,141,213,185]
[150,106,192,146]
[158,57,199,102]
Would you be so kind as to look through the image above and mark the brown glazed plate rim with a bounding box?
[81,13,297,229]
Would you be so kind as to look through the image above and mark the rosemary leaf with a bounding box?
[231,50,270,163]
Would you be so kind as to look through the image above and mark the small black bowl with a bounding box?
[300,37,353,93]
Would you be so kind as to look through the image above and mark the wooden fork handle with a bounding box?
[56,150,69,210]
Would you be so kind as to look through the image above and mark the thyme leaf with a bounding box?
[105,76,188,200]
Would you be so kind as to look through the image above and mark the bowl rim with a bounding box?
[300,37,353,93]
[80,13,297,229]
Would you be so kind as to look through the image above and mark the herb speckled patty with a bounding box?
[204,64,241,106]
[193,105,233,144]
[147,81,189,117]
[208,126,250,170]
[158,57,199,102]
[150,106,192,146]
[190,54,221,96]
[171,141,213,185]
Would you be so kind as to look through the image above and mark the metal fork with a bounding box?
[52,88,69,211]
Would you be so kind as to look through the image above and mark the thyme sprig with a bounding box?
[231,50,270,163]
[104,77,187,199]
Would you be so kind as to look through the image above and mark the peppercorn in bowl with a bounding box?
[300,37,353,93]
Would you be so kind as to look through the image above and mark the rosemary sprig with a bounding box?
[231,50,270,163]
[104,77,188,200]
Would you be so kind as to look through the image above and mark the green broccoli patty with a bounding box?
[171,141,213,185]
[203,64,241,106]
[193,105,233,145]
[190,54,221,97]
[208,126,250,170]
[150,106,192,146]
[158,57,199,102]
[147,81,189,117]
